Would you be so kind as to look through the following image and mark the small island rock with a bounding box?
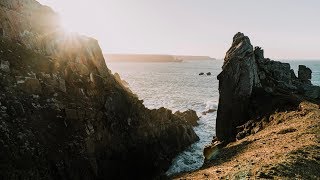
[174,109,200,126]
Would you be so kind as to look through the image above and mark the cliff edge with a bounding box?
[0,0,199,179]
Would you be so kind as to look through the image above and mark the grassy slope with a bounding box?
[174,102,320,179]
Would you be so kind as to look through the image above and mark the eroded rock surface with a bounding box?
[0,0,198,179]
[216,32,320,142]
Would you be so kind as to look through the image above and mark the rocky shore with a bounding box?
[176,33,320,179]
[0,0,199,179]
[1,0,319,179]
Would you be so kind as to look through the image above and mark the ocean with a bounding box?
[107,60,320,175]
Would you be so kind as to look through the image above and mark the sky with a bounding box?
[37,0,320,59]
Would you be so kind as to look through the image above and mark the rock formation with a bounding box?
[201,108,216,115]
[113,72,132,94]
[174,109,199,126]
[0,0,198,179]
[216,32,320,142]
[114,73,129,87]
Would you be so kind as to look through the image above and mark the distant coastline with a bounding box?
[104,53,215,62]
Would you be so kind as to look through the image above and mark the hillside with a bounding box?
[175,101,320,179]
[104,54,214,62]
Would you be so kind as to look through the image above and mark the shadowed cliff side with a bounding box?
[0,0,199,179]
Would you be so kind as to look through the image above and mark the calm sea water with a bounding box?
[107,60,320,175]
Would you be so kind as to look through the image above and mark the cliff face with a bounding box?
[0,0,199,179]
[216,32,320,142]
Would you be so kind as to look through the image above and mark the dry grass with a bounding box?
[174,102,320,180]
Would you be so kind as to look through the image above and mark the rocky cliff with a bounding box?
[175,33,320,179]
[216,32,320,142]
[0,0,199,179]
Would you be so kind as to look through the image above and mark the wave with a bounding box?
[204,99,218,111]
[166,99,217,175]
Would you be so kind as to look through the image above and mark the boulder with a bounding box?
[203,141,222,161]
[298,65,312,81]
[0,60,10,72]
[206,72,212,76]
[114,72,130,88]
[199,72,204,75]
[203,138,227,161]
[174,109,200,126]
[202,109,216,115]
[19,77,42,94]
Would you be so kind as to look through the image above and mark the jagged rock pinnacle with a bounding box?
[216,32,320,142]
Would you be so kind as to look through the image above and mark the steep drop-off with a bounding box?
[0,0,199,179]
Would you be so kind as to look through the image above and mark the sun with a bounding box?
[60,14,83,33]
[38,0,92,35]
[59,11,97,37]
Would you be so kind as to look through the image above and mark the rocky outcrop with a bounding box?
[216,32,260,142]
[216,32,320,142]
[0,0,198,179]
[298,65,312,82]
[174,109,200,126]
[202,108,216,115]
[114,72,130,88]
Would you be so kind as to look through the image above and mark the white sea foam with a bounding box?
[205,99,218,111]
[166,106,216,175]
[107,60,320,175]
